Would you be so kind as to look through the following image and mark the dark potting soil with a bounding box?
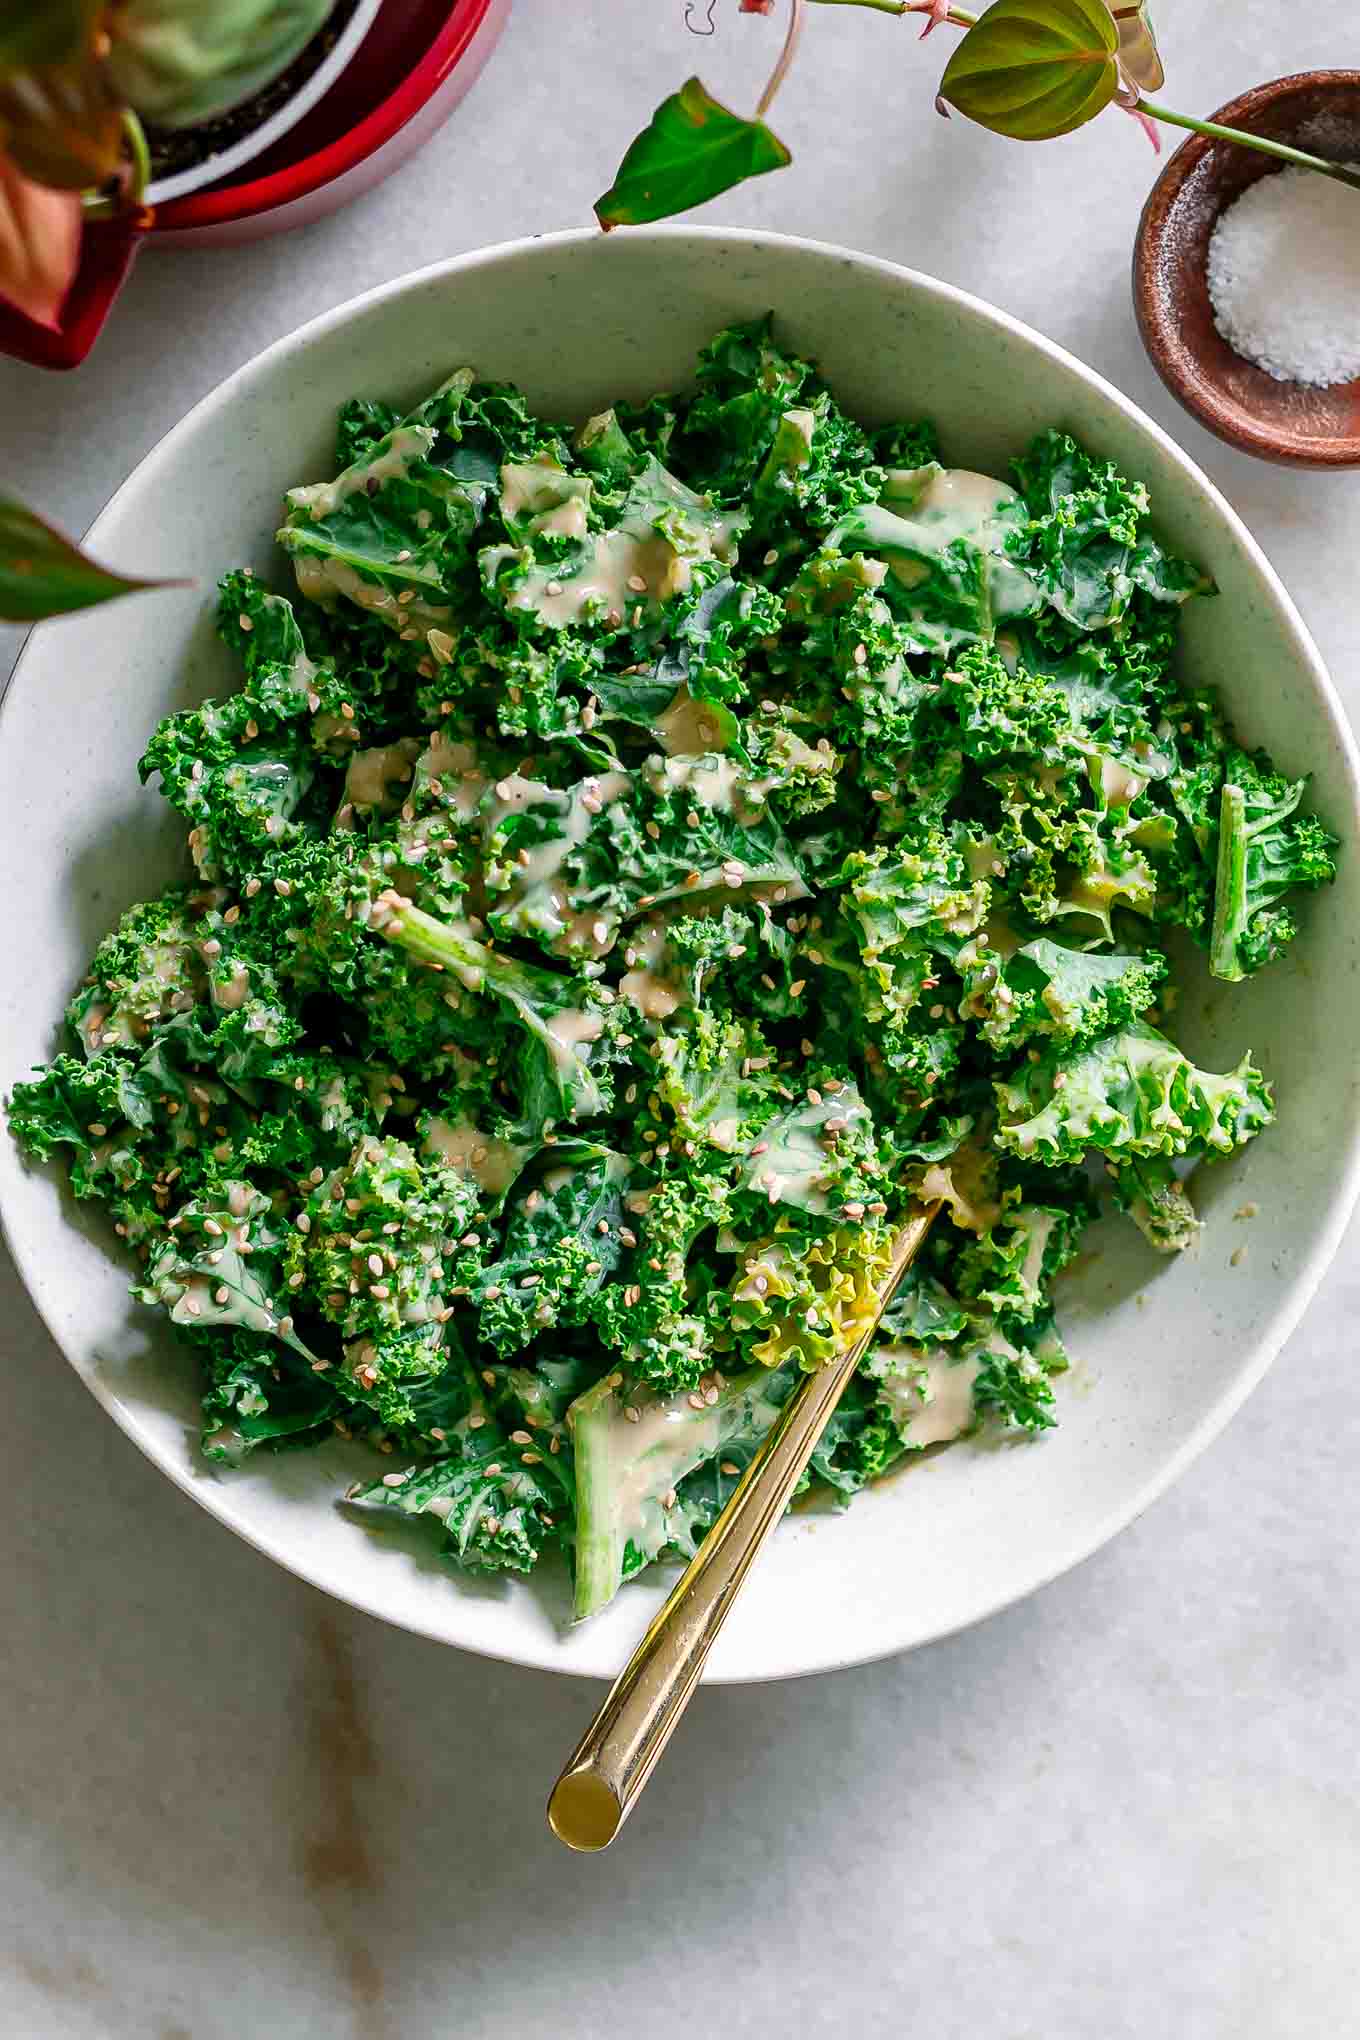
[144,0,362,186]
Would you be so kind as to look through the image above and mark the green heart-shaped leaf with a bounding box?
[0,498,183,623]
[940,0,1120,141]
[595,76,791,229]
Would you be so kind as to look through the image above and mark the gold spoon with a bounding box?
[547,1203,939,1851]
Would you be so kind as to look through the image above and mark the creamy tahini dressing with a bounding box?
[507,529,694,627]
[613,1398,721,1540]
[502,461,739,629]
[878,466,1039,623]
[656,687,730,757]
[288,424,435,522]
[746,1088,873,1213]
[211,965,251,1012]
[291,552,453,636]
[545,1005,604,1073]
[643,751,758,818]
[619,920,686,1020]
[874,1345,981,1447]
[416,732,486,817]
[1096,755,1147,807]
[499,462,592,544]
[344,737,422,814]
[424,1116,524,1196]
[1017,1209,1056,1296]
[919,1143,1003,1233]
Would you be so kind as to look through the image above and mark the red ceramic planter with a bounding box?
[0,0,509,369]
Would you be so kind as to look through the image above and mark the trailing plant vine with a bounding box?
[596,0,1360,228]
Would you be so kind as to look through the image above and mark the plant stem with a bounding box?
[756,0,806,120]
[121,111,151,206]
[808,0,910,13]
[82,111,152,221]
[808,1,978,23]
[1137,98,1360,191]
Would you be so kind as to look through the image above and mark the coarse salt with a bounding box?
[1206,163,1360,387]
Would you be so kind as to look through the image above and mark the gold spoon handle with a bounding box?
[547,1206,938,1851]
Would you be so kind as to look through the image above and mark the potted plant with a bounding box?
[0,0,507,630]
[0,0,508,370]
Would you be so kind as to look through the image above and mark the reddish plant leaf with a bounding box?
[0,153,81,329]
[0,496,184,623]
[0,46,126,192]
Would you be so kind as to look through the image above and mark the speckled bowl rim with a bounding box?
[4,227,1359,1684]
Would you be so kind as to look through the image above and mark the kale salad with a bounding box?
[10,320,1337,1620]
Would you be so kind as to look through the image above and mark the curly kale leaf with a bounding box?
[1209,747,1338,980]
[953,1184,1095,1323]
[966,937,1168,1053]
[350,1359,563,1576]
[995,1021,1273,1166]
[943,640,1073,761]
[137,1181,322,1365]
[371,891,618,1127]
[335,397,400,468]
[1008,431,1211,633]
[969,1328,1060,1432]
[750,389,883,537]
[568,1361,792,1618]
[280,370,565,640]
[472,1148,630,1355]
[841,824,988,964]
[678,315,813,494]
[297,1135,475,1330]
[828,462,1042,651]
[1111,1153,1202,1254]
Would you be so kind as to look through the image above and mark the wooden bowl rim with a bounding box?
[1133,68,1360,469]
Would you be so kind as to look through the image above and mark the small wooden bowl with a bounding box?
[1134,71,1360,468]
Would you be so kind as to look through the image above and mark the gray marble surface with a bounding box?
[4,3,1360,2033]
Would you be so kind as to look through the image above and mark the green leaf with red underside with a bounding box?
[595,76,791,229]
[940,0,1120,141]
[0,497,183,623]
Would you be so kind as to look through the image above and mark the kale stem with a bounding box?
[1137,99,1360,191]
[756,0,806,120]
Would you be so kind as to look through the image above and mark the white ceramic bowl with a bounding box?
[3,229,1358,1683]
